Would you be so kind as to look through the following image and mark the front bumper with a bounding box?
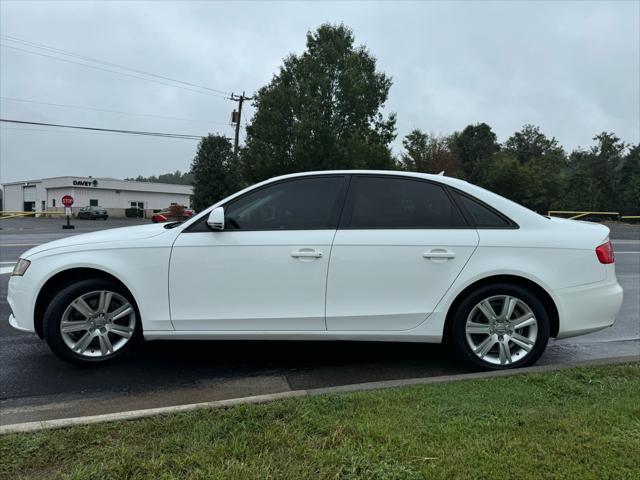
[555,279,624,339]
[7,275,37,333]
[8,314,33,333]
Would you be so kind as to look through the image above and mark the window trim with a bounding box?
[338,174,471,230]
[184,174,350,233]
[447,186,520,230]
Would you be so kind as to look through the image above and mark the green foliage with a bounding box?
[503,124,564,163]
[402,123,636,214]
[241,23,398,183]
[449,123,500,183]
[479,152,533,205]
[125,170,193,185]
[190,134,243,212]
[563,133,635,213]
[495,125,567,212]
[401,129,461,177]
[620,145,640,213]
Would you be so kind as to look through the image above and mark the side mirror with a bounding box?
[207,206,225,230]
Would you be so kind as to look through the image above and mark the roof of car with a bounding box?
[259,170,545,227]
[183,169,547,229]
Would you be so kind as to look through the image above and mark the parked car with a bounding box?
[77,206,108,220]
[151,208,194,223]
[8,171,623,368]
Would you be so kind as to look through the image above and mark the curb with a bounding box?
[1,355,637,435]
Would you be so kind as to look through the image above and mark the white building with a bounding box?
[2,176,193,217]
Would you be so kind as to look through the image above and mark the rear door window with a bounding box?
[343,176,467,229]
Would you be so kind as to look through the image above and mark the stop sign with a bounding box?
[61,195,74,207]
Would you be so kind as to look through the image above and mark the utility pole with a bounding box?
[230,91,253,154]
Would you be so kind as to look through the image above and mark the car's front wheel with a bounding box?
[451,284,550,370]
[43,278,141,365]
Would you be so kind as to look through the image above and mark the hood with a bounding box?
[21,223,171,258]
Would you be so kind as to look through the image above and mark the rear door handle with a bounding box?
[423,250,456,259]
[291,249,323,259]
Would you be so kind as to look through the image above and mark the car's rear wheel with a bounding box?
[43,278,141,365]
[451,284,549,370]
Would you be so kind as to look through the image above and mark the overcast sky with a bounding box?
[1,0,638,183]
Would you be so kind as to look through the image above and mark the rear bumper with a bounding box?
[555,279,623,339]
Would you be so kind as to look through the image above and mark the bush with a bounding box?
[125,207,143,218]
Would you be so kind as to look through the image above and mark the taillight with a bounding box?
[595,241,614,264]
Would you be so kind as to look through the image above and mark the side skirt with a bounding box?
[143,330,443,343]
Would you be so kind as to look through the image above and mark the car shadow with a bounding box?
[5,339,471,400]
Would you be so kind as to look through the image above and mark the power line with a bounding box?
[1,44,229,100]
[0,96,233,126]
[0,118,205,140]
[0,34,231,97]
[0,126,160,139]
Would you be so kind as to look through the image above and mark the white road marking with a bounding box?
[0,266,14,275]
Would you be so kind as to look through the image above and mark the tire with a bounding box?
[451,283,550,370]
[43,278,142,366]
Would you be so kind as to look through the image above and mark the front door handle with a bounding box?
[291,248,323,259]
[423,250,456,259]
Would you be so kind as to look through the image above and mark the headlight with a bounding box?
[11,259,31,276]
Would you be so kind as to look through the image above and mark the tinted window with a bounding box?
[453,191,511,227]
[345,177,466,229]
[225,176,345,230]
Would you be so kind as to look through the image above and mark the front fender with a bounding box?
[22,247,174,332]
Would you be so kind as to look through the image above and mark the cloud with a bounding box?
[1,0,638,183]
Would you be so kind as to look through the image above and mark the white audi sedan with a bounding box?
[8,171,623,369]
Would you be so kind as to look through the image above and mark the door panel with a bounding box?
[326,229,478,331]
[170,230,335,330]
[326,175,479,331]
[169,175,347,331]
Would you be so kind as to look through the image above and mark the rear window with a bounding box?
[452,191,512,228]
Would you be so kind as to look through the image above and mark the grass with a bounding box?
[1,363,639,480]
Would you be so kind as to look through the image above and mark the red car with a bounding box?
[151,208,194,223]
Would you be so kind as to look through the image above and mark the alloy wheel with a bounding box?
[465,295,538,366]
[59,290,136,358]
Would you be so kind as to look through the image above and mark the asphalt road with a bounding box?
[1,217,638,423]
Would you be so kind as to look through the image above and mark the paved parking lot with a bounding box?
[1,217,638,425]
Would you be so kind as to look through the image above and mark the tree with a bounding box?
[449,123,500,183]
[190,134,242,211]
[504,124,564,163]
[619,144,640,214]
[563,132,627,212]
[502,125,567,212]
[480,153,534,207]
[401,129,460,176]
[126,170,193,185]
[241,23,397,183]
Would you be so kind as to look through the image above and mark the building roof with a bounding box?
[2,176,192,194]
